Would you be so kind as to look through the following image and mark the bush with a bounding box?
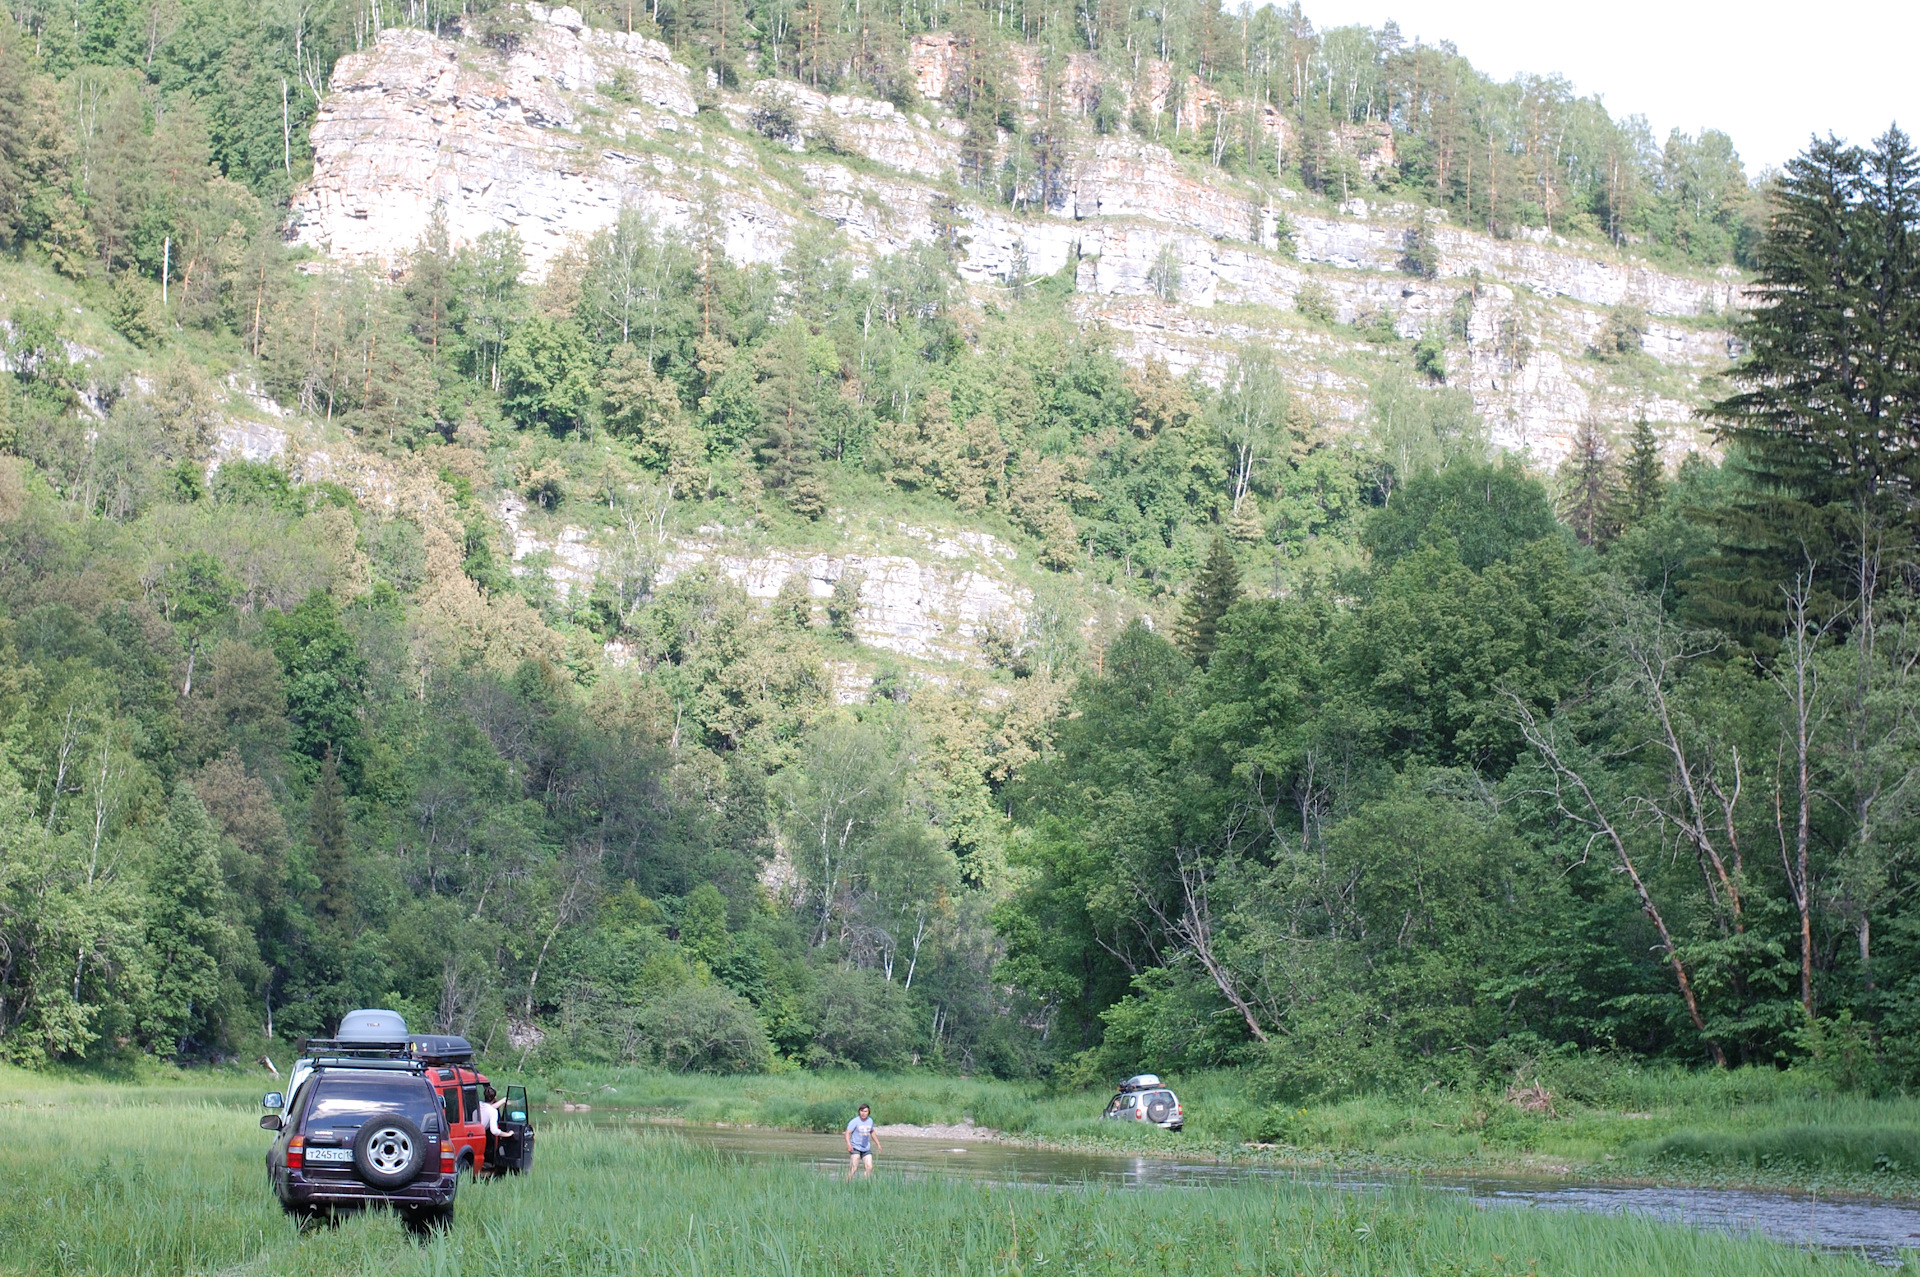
[1400,223,1441,279]
[1075,964,1247,1084]
[209,459,302,512]
[500,315,597,434]
[827,571,863,641]
[1147,242,1184,302]
[110,271,164,349]
[1592,303,1648,360]
[749,101,798,143]
[638,982,771,1074]
[1295,280,1336,325]
[1413,334,1448,382]
[809,966,920,1069]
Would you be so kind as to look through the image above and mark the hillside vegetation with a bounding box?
[2,0,1919,1127]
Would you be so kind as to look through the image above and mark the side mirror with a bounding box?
[259,1114,283,1131]
[263,1092,284,1110]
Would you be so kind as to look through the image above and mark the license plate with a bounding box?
[304,1147,353,1163]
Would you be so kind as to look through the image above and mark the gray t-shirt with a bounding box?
[846,1115,875,1152]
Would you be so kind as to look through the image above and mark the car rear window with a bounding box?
[306,1075,438,1129]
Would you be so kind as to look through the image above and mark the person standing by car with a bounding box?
[845,1104,880,1179]
[478,1084,505,1167]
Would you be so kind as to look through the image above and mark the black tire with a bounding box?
[456,1150,474,1182]
[353,1115,428,1190]
[1145,1093,1173,1124]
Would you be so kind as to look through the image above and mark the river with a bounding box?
[549,1114,1920,1265]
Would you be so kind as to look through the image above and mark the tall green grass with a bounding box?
[0,1072,1895,1276]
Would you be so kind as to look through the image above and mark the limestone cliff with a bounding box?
[291,6,1737,473]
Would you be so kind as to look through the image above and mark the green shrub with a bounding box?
[638,983,772,1074]
[1296,280,1337,325]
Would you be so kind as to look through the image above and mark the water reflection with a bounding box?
[552,1113,1920,1265]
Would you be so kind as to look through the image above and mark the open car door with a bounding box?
[492,1084,535,1174]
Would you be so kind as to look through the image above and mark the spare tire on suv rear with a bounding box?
[353,1114,427,1189]
[1144,1091,1174,1123]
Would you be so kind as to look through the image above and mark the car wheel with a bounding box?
[1144,1093,1173,1124]
[457,1151,474,1182]
[353,1115,428,1190]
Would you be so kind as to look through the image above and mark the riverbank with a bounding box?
[0,1070,1891,1276]
[533,1065,1920,1199]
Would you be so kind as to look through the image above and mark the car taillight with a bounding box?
[286,1136,305,1169]
[440,1140,455,1173]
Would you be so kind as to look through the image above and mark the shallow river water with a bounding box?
[553,1115,1920,1265]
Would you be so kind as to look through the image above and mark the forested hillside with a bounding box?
[0,0,1916,1098]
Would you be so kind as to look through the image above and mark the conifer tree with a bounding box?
[1560,418,1617,546]
[1701,128,1920,641]
[404,205,457,364]
[144,790,252,1055]
[1618,417,1666,528]
[1178,536,1242,666]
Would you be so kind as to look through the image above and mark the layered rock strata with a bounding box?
[291,6,1739,465]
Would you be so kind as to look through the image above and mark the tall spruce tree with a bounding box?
[1561,418,1617,546]
[1617,417,1666,528]
[144,790,253,1056]
[1178,536,1242,667]
[1699,128,1920,644]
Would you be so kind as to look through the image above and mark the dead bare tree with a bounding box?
[1605,589,1748,938]
[1509,694,1725,1066]
[1771,568,1835,1018]
[1136,847,1270,1043]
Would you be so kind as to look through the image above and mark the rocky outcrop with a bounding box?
[290,7,1739,466]
[290,7,780,274]
[493,492,1031,665]
[660,543,1029,665]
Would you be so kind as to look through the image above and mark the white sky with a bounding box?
[1288,0,1918,173]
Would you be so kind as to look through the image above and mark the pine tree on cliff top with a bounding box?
[1178,536,1242,667]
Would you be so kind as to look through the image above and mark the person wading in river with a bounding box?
[845,1104,880,1179]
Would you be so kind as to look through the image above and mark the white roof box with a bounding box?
[336,1009,408,1040]
[1118,1073,1161,1091]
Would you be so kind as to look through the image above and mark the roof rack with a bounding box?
[308,1056,426,1073]
[295,1034,476,1066]
[299,1037,413,1057]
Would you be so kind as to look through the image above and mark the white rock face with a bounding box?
[664,546,1028,665]
[289,8,1738,468]
[290,14,791,275]
[494,493,1030,666]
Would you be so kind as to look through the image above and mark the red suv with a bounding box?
[262,1032,533,1227]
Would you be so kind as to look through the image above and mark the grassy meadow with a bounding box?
[0,1067,1902,1277]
